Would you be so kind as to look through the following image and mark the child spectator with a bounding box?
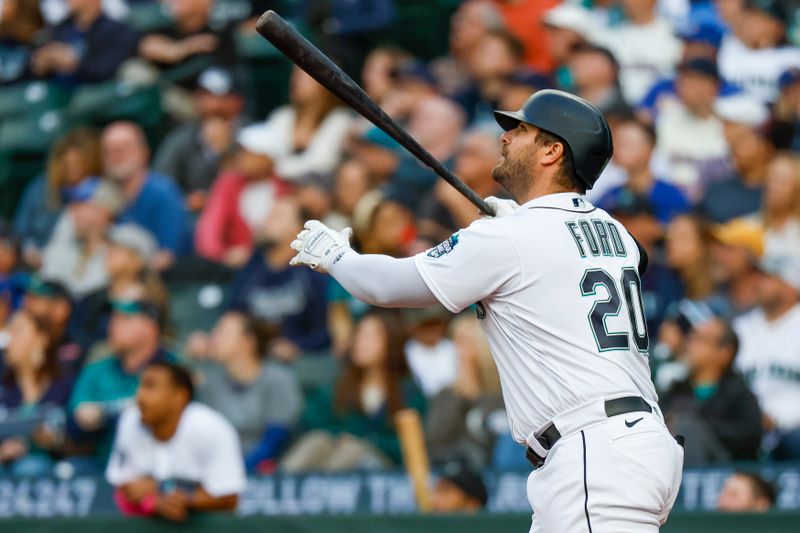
[717,471,776,513]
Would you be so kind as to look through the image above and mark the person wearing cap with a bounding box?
[195,122,292,268]
[154,67,246,212]
[262,67,352,182]
[734,252,800,460]
[660,315,762,465]
[430,463,489,513]
[711,218,765,317]
[541,3,593,74]
[348,126,401,184]
[497,69,553,114]
[101,122,189,271]
[492,0,560,72]
[698,94,775,223]
[592,0,683,105]
[598,117,689,224]
[39,179,123,299]
[69,296,175,463]
[717,0,800,103]
[0,223,26,312]
[23,276,83,374]
[650,58,730,202]
[565,44,630,117]
[71,223,165,353]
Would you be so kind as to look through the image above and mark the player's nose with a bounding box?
[499,130,512,145]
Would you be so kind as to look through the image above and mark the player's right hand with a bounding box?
[482,196,520,219]
[290,220,352,272]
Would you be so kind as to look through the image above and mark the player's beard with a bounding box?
[492,153,534,201]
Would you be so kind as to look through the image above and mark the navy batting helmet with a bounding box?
[493,90,613,190]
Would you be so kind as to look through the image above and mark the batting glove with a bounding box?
[482,196,520,218]
[290,220,353,271]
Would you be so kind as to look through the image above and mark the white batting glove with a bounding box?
[290,220,352,271]
[482,196,520,218]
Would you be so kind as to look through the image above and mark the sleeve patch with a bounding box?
[426,232,460,258]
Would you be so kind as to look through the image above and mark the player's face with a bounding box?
[493,123,541,200]
[136,367,176,428]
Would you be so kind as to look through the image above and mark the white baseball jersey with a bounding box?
[734,305,800,430]
[106,403,247,497]
[718,35,800,103]
[414,192,658,444]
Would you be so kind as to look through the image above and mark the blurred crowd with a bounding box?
[1,0,799,520]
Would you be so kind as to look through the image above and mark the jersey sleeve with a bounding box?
[413,219,522,313]
[105,407,141,487]
[200,412,247,496]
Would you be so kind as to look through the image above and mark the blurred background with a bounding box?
[0,0,800,531]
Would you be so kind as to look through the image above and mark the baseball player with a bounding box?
[289,90,684,532]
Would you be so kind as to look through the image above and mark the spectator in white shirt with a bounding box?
[106,362,246,521]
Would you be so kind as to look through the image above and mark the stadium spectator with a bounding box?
[71,224,164,353]
[195,123,290,267]
[352,193,415,258]
[23,277,82,374]
[430,1,504,103]
[491,0,558,72]
[755,152,800,258]
[717,471,776,512]
[153,67,245,213]
[227,197,330,357]
[327,158,372,231]
[138,0,234,86]
[361,46,411,108]
[69,298,174,461]
[430,462,489,513]
[403,306,457,399]
[566,44,630,117]
[101,121,188,269]
[775,67,800,150]
[711,219,765,318]
[611,196,681,335]
[661,316,762,464]
[40,180,123,299]
[348,127,401,184]
[699,95,773,222]
[13,128,102,270]
[107,362,245,521]
[263,67,352,182]
[651,59,730,202]
[734,252,800,460]
[0,310,73,476]
[497,69,553,113]
[0,0,45,85]
[386,97,465,211]
[461,29,524,122]
[31,0,138,85]
[594,0,682,105]
[665,214,715,303]
[597,118,689,224]
[717,0,800,103]
[419,126,503,243]
[196,312,302,473]
[541,3,592,74]
[281,310,425,471]
[0,224,25,312]
[426,315,502,469]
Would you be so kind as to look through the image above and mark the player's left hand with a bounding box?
[290,220,352,271]
[482,196,520,218]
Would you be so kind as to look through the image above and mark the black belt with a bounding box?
[526,396,652,468]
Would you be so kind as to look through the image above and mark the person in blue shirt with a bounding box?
[597,117,690,224]
[228,197,330,358]
[100,122,189,271]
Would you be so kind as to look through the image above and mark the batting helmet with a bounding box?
[493,89,613,190]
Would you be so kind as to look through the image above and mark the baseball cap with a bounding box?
[89,181,125,214]
[64,177,102,204]
[607,193,658,219]
[237,123,290,160]
[111,298,162,324]
[757,252,800,291]
[779,67,800,91]
[439,463,488,507]
[197,67,240,96]
[712,218,765,258]
[714,94,771,128]
[677,58,720,81]
[109,224,157,263]
[542,4,592,37]
[677,23,723,49]
[358,126,401,151]
[26,276,70,301]
[743,0,788,25]
[392,61,435,87]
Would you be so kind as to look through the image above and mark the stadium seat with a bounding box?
[127,1,172,33]
[0,81,70,120]
[166,281,231,345]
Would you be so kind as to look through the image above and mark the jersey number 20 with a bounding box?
[580,268,648,353]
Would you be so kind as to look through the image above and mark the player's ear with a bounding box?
[540,141,565,167]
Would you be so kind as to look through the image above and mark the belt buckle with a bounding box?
[526,446,545,468]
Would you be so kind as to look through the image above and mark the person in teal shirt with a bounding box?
[69,299,174,463]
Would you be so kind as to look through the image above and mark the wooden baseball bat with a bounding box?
[395,408,432,512]
[255,10,495,216]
